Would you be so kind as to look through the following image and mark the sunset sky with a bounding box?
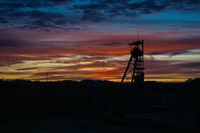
[0,0,199,82]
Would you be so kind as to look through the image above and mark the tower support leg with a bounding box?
[121,55,133,83]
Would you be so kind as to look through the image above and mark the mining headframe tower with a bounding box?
[121,40,144,85]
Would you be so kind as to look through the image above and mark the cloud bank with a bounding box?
[0,0,199,30]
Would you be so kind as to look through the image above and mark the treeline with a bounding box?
[0,79,199,121]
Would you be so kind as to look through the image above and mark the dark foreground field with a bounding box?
[0,79,199,133]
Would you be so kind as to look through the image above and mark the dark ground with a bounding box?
[0,78,199,133]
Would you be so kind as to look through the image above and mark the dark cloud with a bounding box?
[101,41,123,46]
[81,9,106,22]
[128,0,167,14]
[0,0,71,8]
[175,36,200,42]
[148,52,163,55]
[16,67,38,71]
[0,0,199,30]
[0,71,27,75]
[0,39,25,48]
[145,59,200,76]
[179,61,200,68]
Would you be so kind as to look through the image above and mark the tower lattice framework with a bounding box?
[121,40,144,84]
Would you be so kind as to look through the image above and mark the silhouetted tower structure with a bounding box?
[121,40,144,84]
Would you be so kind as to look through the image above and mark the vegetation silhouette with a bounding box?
[0,78,199,132]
